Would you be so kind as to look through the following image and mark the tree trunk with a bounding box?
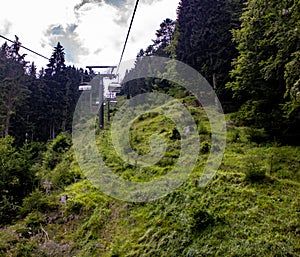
[4,89,13,137]
[4,112,10,137]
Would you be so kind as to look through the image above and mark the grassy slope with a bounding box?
[0,97,299,257]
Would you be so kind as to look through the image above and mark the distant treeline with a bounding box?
[0,40,92,144]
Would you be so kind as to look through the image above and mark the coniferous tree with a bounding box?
[44,42,68,139]
[122,18,175,96]
[151,18,176,57]
[46,42,66,76]
[0,38,30,138]
[175,0,245,111]
[34,43,82,140]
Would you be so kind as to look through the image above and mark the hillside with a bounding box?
[0,96,299,257]
[0,0,299,255]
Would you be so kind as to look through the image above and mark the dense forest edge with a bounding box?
[0,0,299,256]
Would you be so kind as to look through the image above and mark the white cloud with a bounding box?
[0,0,179,71]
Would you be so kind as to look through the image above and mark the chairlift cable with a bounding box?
[0,34,48,60]
[116,0,140,75]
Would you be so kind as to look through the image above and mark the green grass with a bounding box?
[0,96,299,256]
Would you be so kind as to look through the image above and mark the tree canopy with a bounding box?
[227,0,300,142]
[0,40,84,143]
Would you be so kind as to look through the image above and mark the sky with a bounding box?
[0,0,179,72]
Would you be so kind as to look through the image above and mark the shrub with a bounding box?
[244,156,266,182]
[20,190,59,217]
[245,127,269,144]
[190,209,213,232]
[43,133,72,170]
[15,241,36,257]
[50,156,82,188]
[200,141,210,154]
[0,195,19,225]
[0,136,34,225]
[24,211,46,233]
[50,133,72,153]
[227,130,240,143]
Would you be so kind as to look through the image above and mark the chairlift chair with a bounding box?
[110,100,117,107]
[108,82,122,93]
[79,82,92,91]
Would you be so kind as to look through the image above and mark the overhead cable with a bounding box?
[116,0,140,75]
[0,34,48,60]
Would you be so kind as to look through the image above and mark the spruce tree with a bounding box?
[46,42,66,75]
[122,18,175,96]
[175,0,245,111]
[0,38,30,138]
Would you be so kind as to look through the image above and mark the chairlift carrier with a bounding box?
[108,82,122,93]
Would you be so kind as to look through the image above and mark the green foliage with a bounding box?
[227,129,240,143]
[0,107,300,256]
[267,146,300,181]
[79,206,110,240]
[0,136,34,225]
[43,133,72,170]
[188,207,214,232]
[50,155,81,188]
[285,51,300,105]
[0,195,19,225]
[200,141,210,154]
[0,39,83,143]
[244,127,268,144]
[63,180,110,214]
[15,242,36,257]
[24,211,46,232]
[20,190,59,217]
[120,18,176,98]
[244,156,266,182]
[175,0,245,111]
[0,38,30,138]
[227,0,300,141]
[34,138,82,198]
[50,133,72,153]
[0,0,300,252]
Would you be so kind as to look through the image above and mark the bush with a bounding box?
[0,195,19,225]
[50,155,82,189]
[227,130,240,143]
[50,133,72,153]
[244,156,266,182]
[200,141,210,154]
[24,211,46,233]
[20,190,59,217]
[0,136,34,225]
[43,133,72,170]
[15,241,36,257]
[245,127,269,144]
[190,209,213,232]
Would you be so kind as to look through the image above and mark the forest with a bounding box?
[0,0,299,256]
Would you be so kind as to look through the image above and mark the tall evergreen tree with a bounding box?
[175,0,245,111]
[122,18,175,96]
[46,42,66,76]
[0,38,30,138]
[43,42,68,139]
[31,43,82,140]
[151,18,176,57]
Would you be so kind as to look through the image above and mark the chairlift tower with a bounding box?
[84,66,116,129]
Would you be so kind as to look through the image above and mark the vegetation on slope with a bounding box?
[0,97,299,256]
[0,0,299,256]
